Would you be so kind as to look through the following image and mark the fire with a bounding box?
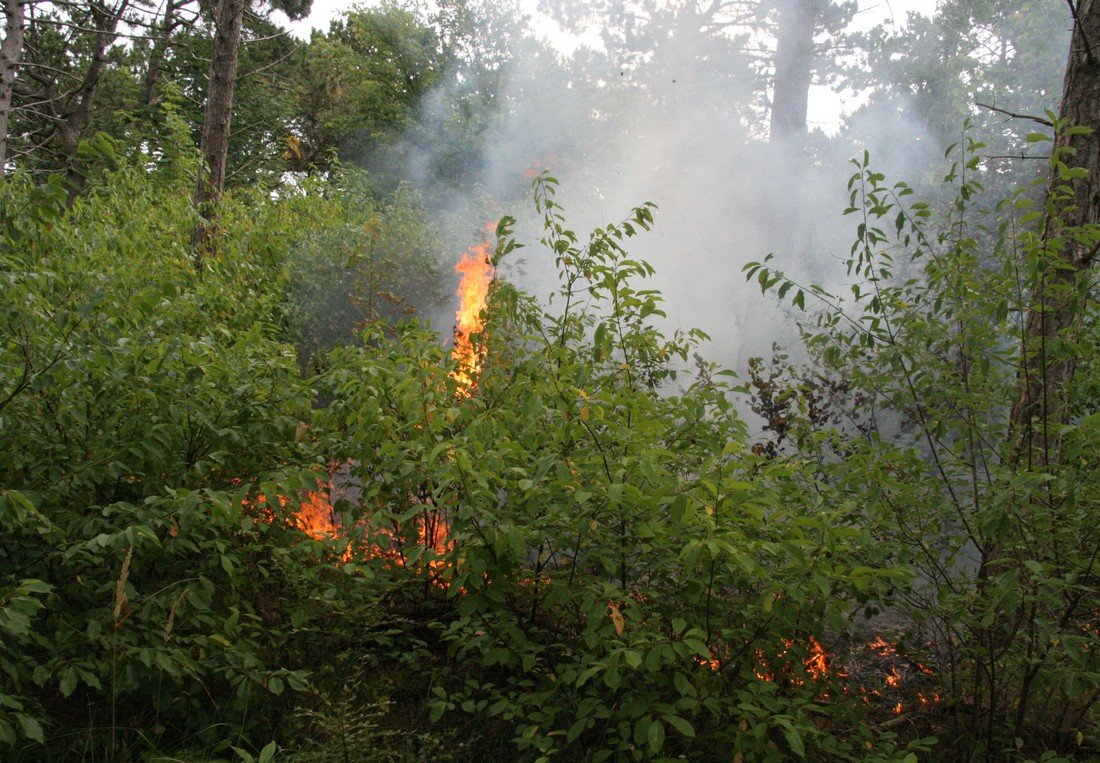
[285,225,500,573]
[746,636,830,682]
[805,635,829,679]
[709,631,942,721]
[279,226,499,567]
[886,666,903,688]
[450,227,496,393]
[295,489,339,539]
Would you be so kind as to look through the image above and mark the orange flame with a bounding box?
[295,490,339,539]
[886,666,903,688]
[451,227,496,393]
[805,635,829,679]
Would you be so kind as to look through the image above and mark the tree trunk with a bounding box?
[142,0,184,108]
[769,0,818,142]
[0,0,24,170]
[1008,0,1100,468]
[190,0,246,267]
[58,0,130,199]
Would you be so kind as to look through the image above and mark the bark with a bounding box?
[142,0,185,108]
[57,0,130,198]
[190,0,246,267]
[769,0,818,142]
[0,0,24,169]
[1008,0,1100,468]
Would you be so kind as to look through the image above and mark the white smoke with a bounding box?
[404,4,943,378]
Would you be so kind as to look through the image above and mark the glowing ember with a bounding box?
[868,636,896,655]
[805,635,829,679]
[451,226,496,393]
[886,666,903,688]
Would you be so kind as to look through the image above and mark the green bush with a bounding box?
[744,128,1099,758]
[0,158,364,758]
[314,176,923,761]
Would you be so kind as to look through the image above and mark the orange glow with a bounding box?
[450,226,496,393]
[242,480,451,581]
[697,655,721,671]
[868,636,896,655]
[886,666,903,688]
[295,490,339,539]
[805,636,828,679]
[523,152,558,179]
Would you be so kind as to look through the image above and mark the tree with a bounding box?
[291,6,443,177]
[2,0,133,186]
[0,0,24,169]
[1008,0,1100,467]
[768,0,818,140]
[190,0,311,264]
[842,0,1069,193]
[189,0,247,262]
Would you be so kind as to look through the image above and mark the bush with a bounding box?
[314,176,923,761]
[743,129,1099,758]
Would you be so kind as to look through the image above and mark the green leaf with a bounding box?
[664,714,695,738]
[16,714,44,743]
[784,727,805,758]
[647,719,665,752]
[59,667,78,698]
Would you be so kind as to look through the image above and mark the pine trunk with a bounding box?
[769,0,817,142]
[0,0,24,170]
[1008,0,1100,468]
[190,0,246,267]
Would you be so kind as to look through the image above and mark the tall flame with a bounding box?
[450,227,496,392]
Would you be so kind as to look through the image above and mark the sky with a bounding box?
[283,0,939,131]
[286,0,939,43]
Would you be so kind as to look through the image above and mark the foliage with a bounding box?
[292,5,444,177]
[0,157,410,758]
[312,175,924,761]
[743,127,1099,757]
[284,172,447,366]
[842,0,1069,199]
[1,112,1096,762]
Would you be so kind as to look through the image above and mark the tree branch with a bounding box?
[975,101,1054,127]
[1065,0,1097,64]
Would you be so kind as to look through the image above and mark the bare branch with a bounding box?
[1065,0,1097,64]
[984,154,1048,161]
[975,101,1054,127]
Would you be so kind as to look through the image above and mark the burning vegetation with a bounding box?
[449,227,496,392]
[277,227,498,577]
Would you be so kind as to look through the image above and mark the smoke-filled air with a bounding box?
[1,0,1096,760]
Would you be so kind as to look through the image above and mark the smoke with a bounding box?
[401,5,941,379]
